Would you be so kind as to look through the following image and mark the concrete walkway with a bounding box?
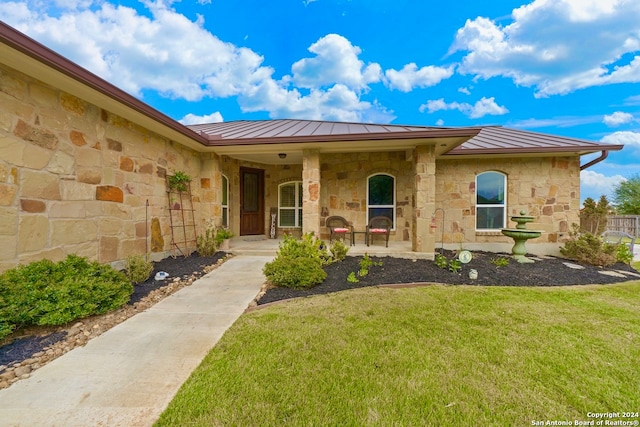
[0,255,272,427]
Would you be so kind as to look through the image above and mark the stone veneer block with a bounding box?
[0,206,18,234]
[99,236,120,263]
[21,170,61,200]
[51,219,97,245]
[47,151,75,175]
[60,93,86,116]
[119,156,134,172]
[18,215,48,252]
[96,185,124,203]
[0,235,17,261]
[0,183,17,206]
[77,168,102,184]
[49,201,86,218]
[20,199,46,213]
[13,119,58,150]
[61,180,94,201]
[69,130,87,146]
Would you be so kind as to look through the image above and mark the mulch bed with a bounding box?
[0,252,227,370]
[2,250,638,375]
[257,251,640,305]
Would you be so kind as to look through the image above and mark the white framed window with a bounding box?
[476,171,507,230]
[279,181,303,228]
[221,175,229,227]
[367,174,395,229]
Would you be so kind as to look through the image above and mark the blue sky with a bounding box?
[1,0,639,204]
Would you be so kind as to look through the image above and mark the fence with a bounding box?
[606,215,639,238]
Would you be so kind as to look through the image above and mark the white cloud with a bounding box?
[291,34,382,91]
[580,170,627,201]
[624,95,640,105]
[450,0,640,97]
[601,131,640,147]
[419,97,508,119]
[239,82,394,122]
[510,115,603,129]
[0,1,274,101]
[458,87,471,95]
[384,63,453,92]
[0,3,396,122]
[179,112,224,125]
[603,111,634,126]
[435,119,445,126]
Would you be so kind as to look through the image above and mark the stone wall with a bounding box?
[435,156,581,254]
[220,158,303,238]
[0,64,214,272]
[318,151,414,242]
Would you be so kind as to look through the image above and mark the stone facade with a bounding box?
[0,61,584,272]
[435,156,581,254]
[0,64,213,272]
[318,151,415,243]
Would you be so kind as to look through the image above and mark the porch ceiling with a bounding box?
[213,136,471,165]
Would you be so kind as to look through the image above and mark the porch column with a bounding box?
[302,149,321,237]
[412,145,436,256]
[200,153,222,229]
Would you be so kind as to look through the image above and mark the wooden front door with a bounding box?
[240,167,264,235]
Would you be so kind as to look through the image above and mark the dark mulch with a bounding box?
[2,250,638,370]
[257,251,640,305]
[0,252,227,368]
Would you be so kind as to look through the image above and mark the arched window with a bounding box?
[279,181,303,228]
[221,175,229,227]
[367,174,395,229]
[476,171,506,230]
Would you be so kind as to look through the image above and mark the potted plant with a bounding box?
[215,227,233,251]
[168,171,191,192]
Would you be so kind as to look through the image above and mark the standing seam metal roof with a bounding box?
[188,120,624,155]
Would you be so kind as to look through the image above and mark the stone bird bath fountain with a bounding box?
[501,210,543,263]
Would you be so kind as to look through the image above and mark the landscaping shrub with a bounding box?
[262,233,328,289]
[329,240,349,262]
[0,255,133,340]
[560,225,622,267]
[197,226,217,256]
[124,254,154,284]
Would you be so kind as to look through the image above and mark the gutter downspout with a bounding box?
[580,150,609,171]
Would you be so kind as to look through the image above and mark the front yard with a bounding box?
[156,281,640,426]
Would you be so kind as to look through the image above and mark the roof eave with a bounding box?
[441,144,624,158]
[199,127,484,147]
[0,22,209,149]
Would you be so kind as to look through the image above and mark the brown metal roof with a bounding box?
[188,119,485,146]
[188,119,623,155]
[446,126,624,155]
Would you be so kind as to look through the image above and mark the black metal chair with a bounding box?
[366,216,392,247]
[326,216,353,246]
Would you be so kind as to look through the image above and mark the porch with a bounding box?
[226,235,433,259]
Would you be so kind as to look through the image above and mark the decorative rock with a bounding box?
[598,271,627,278]
[563,262,585,270]
[13,365,31,377]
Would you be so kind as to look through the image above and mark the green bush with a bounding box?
[197,227,217,256]
[124,254,153,284]
[490,256,510,267]
[616,244,634,265]
[262,233,328,289]
[0,255,133,340]
[329,240,349,262]
[434,253,448,269]
[560,226,617,267]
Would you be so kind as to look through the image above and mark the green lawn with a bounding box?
[156,282,640,426]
